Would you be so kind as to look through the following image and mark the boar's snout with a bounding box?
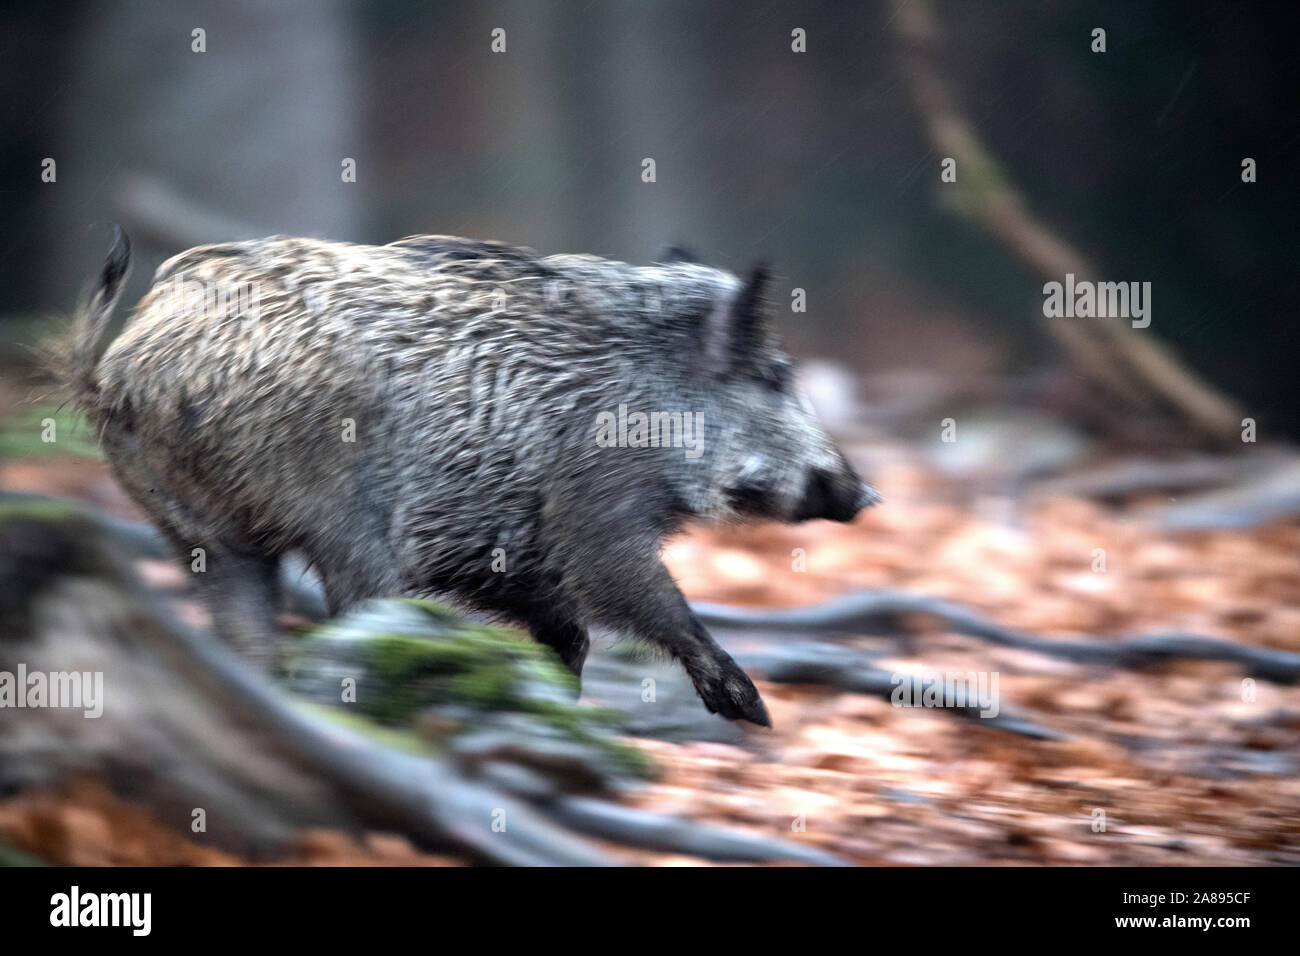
[793,462,880,523]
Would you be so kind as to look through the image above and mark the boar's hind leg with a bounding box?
[100,429,282,666]
[191,545,282,667]
[155,523,282,667]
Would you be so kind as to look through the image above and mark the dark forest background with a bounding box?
[2,0,1297,431]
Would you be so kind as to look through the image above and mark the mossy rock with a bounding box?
[286,599,653,784]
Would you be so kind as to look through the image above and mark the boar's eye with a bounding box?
[761,360,794,394]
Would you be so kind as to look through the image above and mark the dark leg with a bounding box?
[146,522,282,667]
[528,607,591,678]
[677,611,770,726]
[569,555,769,726]
[184,544,281,667]
[100,426,283,667]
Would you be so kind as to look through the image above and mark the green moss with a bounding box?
[313,604,652,779]
[0,498,82,524]
[531,703,653,778]
[0,405,100,460]
[446,666,516,710]
[399,598,467,626]
[292,700,436,756]
[360,624,575,721]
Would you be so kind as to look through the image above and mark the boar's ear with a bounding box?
[732,262,770,349]
[701,262,770,375]
[657,245,698,264]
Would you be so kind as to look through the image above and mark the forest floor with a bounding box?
[2,444,1298,866]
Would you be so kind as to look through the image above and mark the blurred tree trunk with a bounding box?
[47,0,362,307]
[565,0,709,262]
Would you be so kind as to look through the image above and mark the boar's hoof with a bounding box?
[690,656,771,727]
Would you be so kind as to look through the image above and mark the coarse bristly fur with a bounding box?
[55,229,879,726]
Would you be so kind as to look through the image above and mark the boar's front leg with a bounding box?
[572,557,770,727]
[676,602,771,727]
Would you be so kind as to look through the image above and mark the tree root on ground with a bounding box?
[696,592,1300,684]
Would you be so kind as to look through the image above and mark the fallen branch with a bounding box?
[1145,458,1300,531]
[733,643,1065,740]
[545,796,848,865]
[0,492,329,619]
[1033,455,1256,502]
[697,591,1300,684]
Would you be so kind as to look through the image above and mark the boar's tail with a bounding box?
[51,226,132,413]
